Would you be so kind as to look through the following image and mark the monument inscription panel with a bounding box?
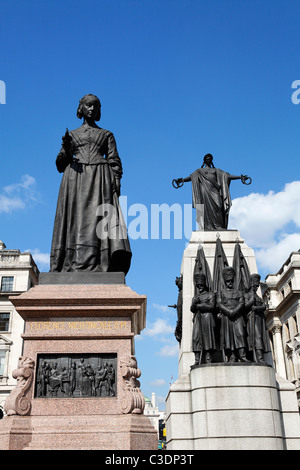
[35,353,117,399]
[25,317,131,337]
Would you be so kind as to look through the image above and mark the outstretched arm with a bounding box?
[228,174,252,185]
[228,174,242,181]
[172,175,191,188]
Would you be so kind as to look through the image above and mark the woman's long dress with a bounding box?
[190,167,231,230]
[50,124,131,274]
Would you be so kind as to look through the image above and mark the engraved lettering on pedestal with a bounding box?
[4,356,35,415]
[119,355,145,414]
[28,319,128,334]
[34,354,117,398]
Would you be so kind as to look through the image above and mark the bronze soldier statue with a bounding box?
[172,275,183,343]
[217,267,250,363]
[191,273,216,365]
[245,274,270,365]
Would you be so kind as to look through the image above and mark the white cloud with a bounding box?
[26,249,50,268]
[158,344,178,357]
[155,395,166,405]
[143,318,174,337]
[150,379,167,387]
[0,194,26,212]
[255,233,300,273]
[0,175,38,213]
[229,181,300,273]
[4,174,36,195]
[152,303,169,313]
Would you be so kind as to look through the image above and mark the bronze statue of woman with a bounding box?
[50,94,131,274]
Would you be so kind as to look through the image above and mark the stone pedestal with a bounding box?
[166,230,300,450]
[0,273,157,450]
[166,363,300,450]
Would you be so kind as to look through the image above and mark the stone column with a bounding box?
[271,324,287,379]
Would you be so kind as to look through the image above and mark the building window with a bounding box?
[292,314,298,334]
[0,276,14,292]
[283,322,290,341]
[0,350,5,376]
[289,315,297,338]
[279,289,284,301]
[0,313,10,332]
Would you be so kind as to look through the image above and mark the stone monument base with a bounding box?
[0,413,156,450]
[0,274,157,450]
[166,363,300,450]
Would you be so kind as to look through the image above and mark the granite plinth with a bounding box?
[166,363,300,450]
[0,414,157,450]
[0,279,157,450]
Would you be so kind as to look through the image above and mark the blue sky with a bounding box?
[1,0,300,409]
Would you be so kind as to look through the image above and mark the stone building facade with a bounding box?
[143,392,165,435]
[0,241,39,413]
[263,251,300,410]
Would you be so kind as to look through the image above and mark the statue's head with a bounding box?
[222,266,235,288]
[202,153,214,168]
[175,275,183,290]
[194,273,207,292]
[250,273,261,291]
[77,94,101,121]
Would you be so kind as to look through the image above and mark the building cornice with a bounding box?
[269,290,300,315]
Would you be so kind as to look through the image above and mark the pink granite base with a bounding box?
[0,414,157,450]
[0,281,157,450]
